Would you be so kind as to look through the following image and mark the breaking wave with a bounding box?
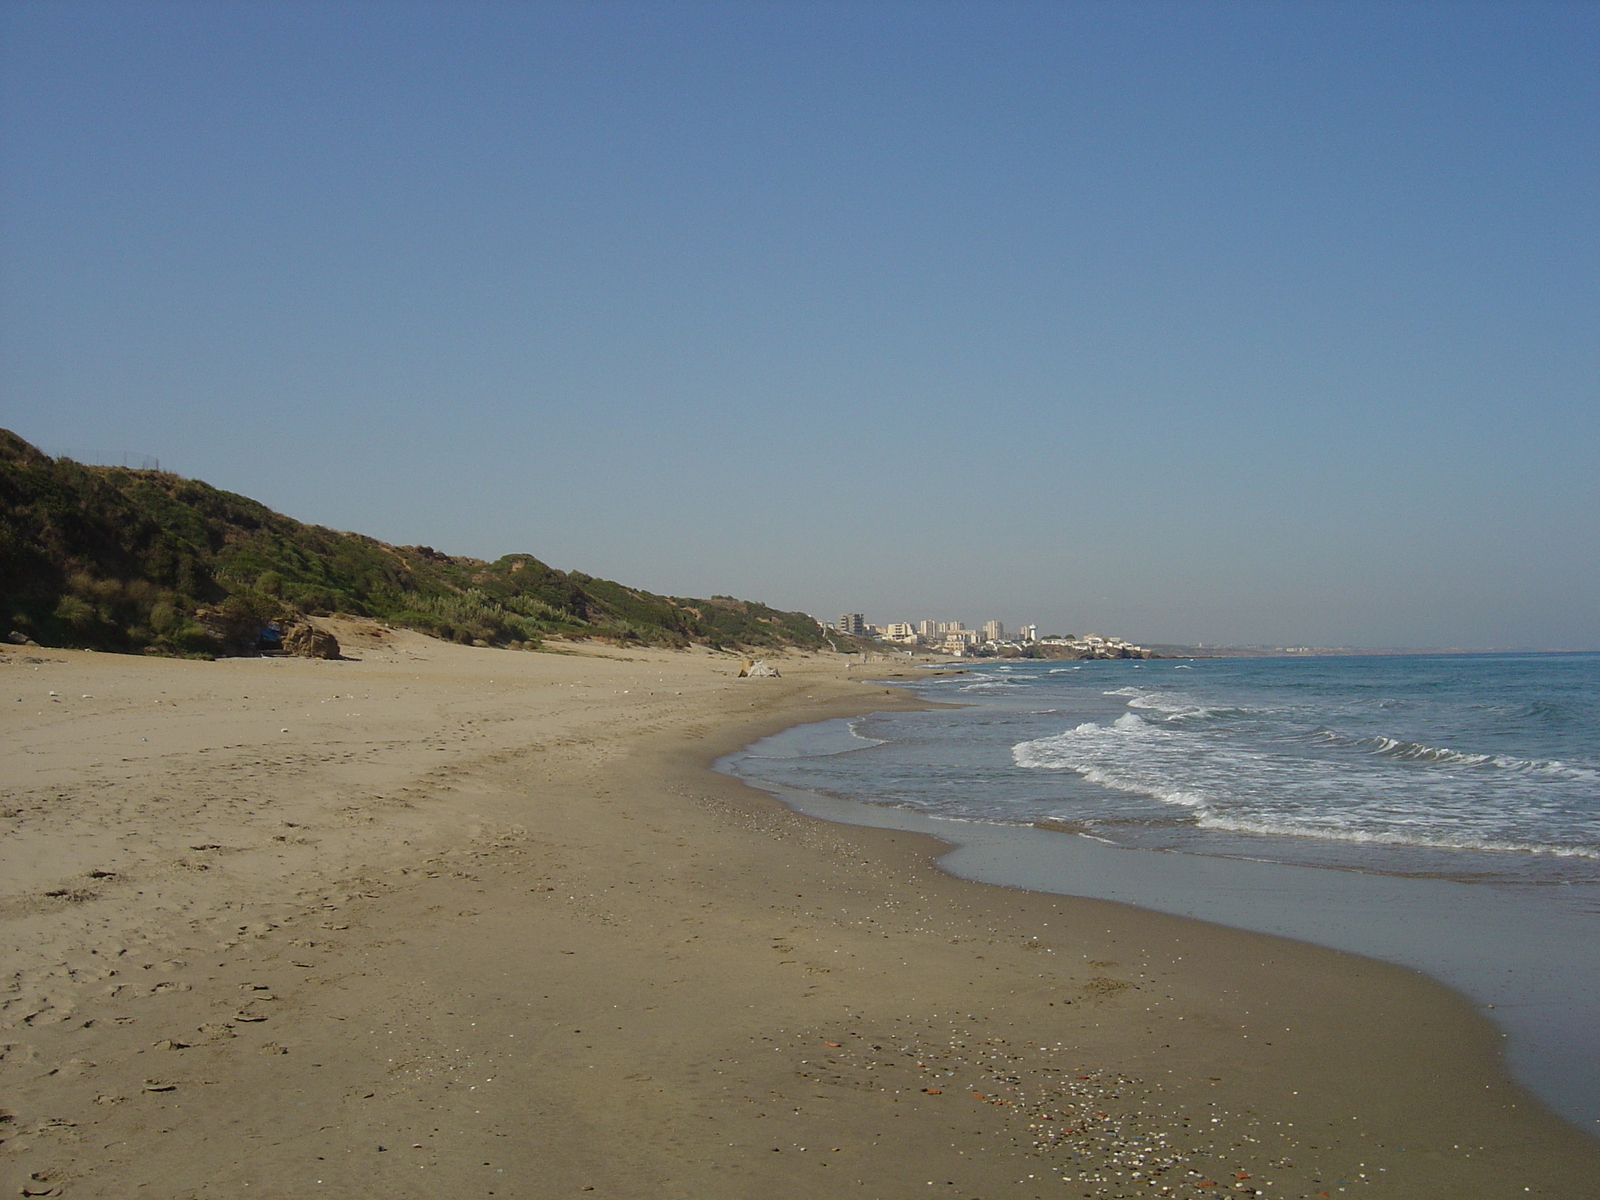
[1013,707,1600,861]
[1304,730,1599,780]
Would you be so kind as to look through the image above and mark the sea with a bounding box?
[717,652,1600,1134]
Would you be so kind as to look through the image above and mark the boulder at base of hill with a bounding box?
[283,623,341,660]
[738,659,780,678]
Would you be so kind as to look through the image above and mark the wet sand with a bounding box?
[719,718,1600,1132]
[3,623,1597,1198]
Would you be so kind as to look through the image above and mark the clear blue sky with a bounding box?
[2,1,1595,649]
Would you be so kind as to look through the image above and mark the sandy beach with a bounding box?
[3,623,1597,1199]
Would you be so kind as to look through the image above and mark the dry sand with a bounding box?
[2,620,1596,1198]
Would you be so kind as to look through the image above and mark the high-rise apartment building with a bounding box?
[837,613,867,636]
[981,620,1004,642]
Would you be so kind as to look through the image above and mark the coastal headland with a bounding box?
[3,622,1596,1198]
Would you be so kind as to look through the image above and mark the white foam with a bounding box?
[1013,719,1212,813]
[844,717,888,749]
[1195,812,1600,859]
[1101,687,1245,723]
[1012,714,1600,860]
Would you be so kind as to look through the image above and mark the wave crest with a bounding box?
[1013,718,1600,860]
[1303,729,1599,780]
[1103,686,1255,723]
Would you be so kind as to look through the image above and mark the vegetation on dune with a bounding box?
[0,429,828,657]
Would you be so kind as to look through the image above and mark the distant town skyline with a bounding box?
[833,612,1140,656]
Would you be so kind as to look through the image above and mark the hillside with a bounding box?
[0,429,828,657]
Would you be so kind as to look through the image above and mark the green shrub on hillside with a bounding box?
[0,428,827,657]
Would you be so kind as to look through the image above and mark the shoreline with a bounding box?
[721,713,1600,1134]
[4,628,1598,1197]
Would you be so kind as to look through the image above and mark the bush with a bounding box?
[54,594,97,630]
[169,621,217,656]
[148,600,180,635]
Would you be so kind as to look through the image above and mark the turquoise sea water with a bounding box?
[719,653,1600,1133]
